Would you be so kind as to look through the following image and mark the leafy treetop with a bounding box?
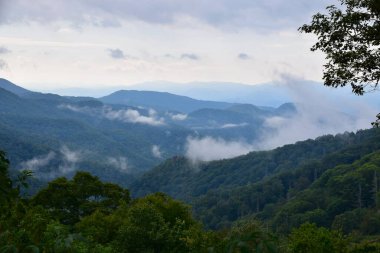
[299,0,380,95]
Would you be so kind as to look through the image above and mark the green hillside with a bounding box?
[132,129,380,231]
[2,142,380,252]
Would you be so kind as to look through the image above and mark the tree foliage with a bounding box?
[373,113,380,128]
[299,0,380,95]
[288,223,348,253]
[32,172,130,225]
[0,153,216,252]
[299,0,380,127]
[132,129,380,230]
[2,142,380,252]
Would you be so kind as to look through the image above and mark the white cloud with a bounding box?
[60,145,81,164]
[57,145,82,174]
[172,113,188,121]
[166,112,188,121]
[19,145,83,178]
[256,75,378,149]
[221,123,248,129]
[151,145,162,158]
[103,107,165,126]
[59,104,165,126]
[192,122,249,130]
[148,108,157,117]
[185,136,254,162]
[107,156,129,173]
[184,76,378,162]
[20,152,56,171]
[58,104,84,112]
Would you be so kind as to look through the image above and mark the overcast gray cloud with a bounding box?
[0,59,8,70]
[181,53,199,61]
[0,0,334,30]
[0,46,10,54]
[0,46,10,70]
[238,53,250,60]
[0,0,336,87]
[108,48,125,59]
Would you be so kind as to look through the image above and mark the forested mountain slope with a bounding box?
[0,78,31,96]
[4,150,379,252]
[132,129,380,230]
[0,83,192,183]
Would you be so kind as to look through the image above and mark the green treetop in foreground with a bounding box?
[299,0,380,126]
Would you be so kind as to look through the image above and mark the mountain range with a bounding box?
[47,80,380,109]
[0,78,298,188]
[2,77,380,239]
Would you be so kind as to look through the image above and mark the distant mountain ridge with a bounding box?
[47,81,292,106]
[0,78,32,96]
[47,80,380,111]
[129,81,293,107]
[100,90,237,113]
[1,77,376,201]
[128,80,380,108]
[0,78,298,188]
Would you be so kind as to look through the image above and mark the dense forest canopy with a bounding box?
[2,129,380,252]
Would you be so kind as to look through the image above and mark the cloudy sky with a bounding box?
[0,0,336,90]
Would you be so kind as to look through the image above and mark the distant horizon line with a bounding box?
[13,79,322,92]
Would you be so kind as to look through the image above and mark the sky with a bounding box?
[0,0,336,90]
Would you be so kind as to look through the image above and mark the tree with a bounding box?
[0,152,40,252]
[374,114,380,128]
[32,171,130,225]
[113,193,210,253]
[299,0,380,126]
[288,223,348,253]
[222,219,279,253]
[0,151,12,208]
